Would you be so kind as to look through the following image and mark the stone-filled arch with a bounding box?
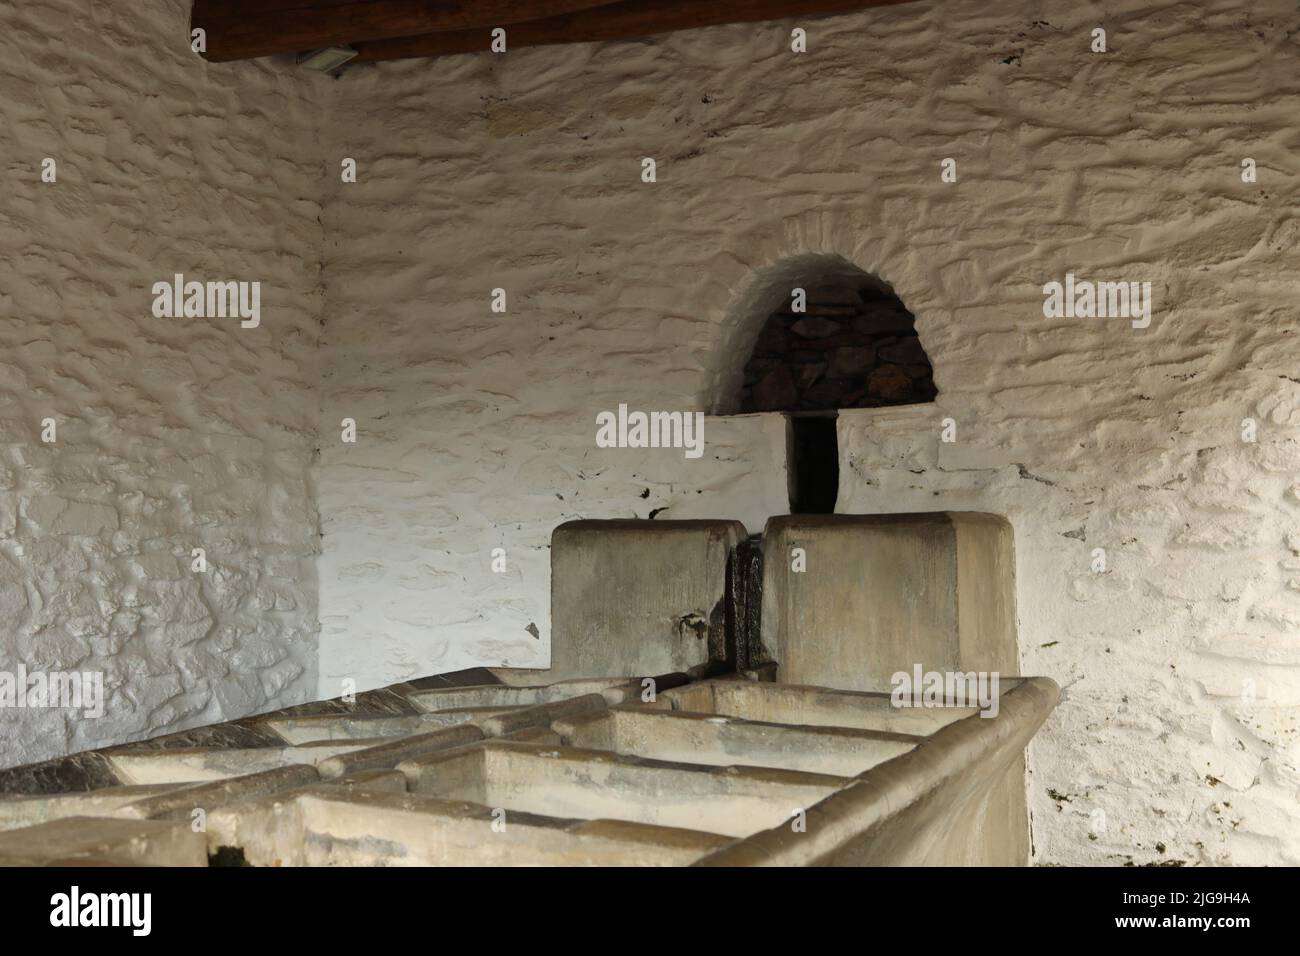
[737,263,936,414]
[709,254,938,514]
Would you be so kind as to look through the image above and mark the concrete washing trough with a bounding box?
[400,738,846,838]
[0,670,1057,865]
[0,512,1058,866]
[205,786,731,867]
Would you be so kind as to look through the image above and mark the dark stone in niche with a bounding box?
[790,317,839,338]
[852,311,917,336]
[795,361,827,389]
[868,364,916,401]
[880,338,929,365]
[830,346,876,377]
[788,349,827,365]
[739,275,936,413]
[751,365,798,411]
[744,355,781,377]
[755,323,788,353]
[801,379,852,409]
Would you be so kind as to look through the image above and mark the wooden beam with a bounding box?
[192,0,627,62]
[352,0,920,62]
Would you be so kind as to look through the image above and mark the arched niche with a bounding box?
[737,261,936,415]
[710,255,938,514]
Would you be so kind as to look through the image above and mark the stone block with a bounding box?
[760,513,1019,692]
[549,519,747,680]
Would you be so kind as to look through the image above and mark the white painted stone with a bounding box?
[1,0,1295,867]
[0,0,323,770]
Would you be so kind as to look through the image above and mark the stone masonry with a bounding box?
[740,276,938,412]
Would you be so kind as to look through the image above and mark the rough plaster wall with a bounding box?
[321,0,1299,865]
[0,0,329,767]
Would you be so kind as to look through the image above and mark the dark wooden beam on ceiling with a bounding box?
[352,0,920,62]
[192,0,628,62]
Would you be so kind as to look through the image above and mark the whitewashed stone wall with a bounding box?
[320,0,1300,866]
[0,1,328,767]
[1,0,1294,868]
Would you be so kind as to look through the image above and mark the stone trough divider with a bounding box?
[0,669,1057,865]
